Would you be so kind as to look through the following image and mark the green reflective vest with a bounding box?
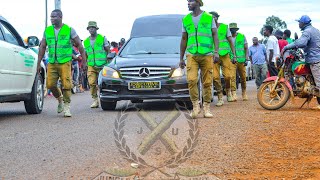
[182,12,213,55]
[45,24,72,64]
[84,34,107,67]
[235,33,246,63]
[214,23,231,56]
[286,38,294,44]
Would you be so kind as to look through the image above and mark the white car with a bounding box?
[246,60,255,81]
[0,15,46,114]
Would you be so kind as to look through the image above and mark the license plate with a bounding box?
[128,81,161,90]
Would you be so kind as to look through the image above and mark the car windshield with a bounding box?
[119,36,180,57]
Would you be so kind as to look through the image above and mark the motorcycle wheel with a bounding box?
[257,81,290,110]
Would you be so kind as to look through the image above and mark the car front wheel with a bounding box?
[24,74,44,114]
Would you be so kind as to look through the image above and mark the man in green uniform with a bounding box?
[180,0,219,119]
[229,23,249,101]
[209,11,237,106]
[283,30,295,44]
[37,9,86,117]
[84,21,110,108]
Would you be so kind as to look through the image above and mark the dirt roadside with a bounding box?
[68,83,319,180]
[182,87,320,179]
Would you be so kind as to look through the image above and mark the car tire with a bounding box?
[101,100,117,110]
[236,75,240,89]
[222,87,227,95]
[24,74,44,114]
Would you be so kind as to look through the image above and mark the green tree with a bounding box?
[260,15,287,36]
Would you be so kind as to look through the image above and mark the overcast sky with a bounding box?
[1,0,320,45]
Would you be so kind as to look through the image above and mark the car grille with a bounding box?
[119,67,172,79]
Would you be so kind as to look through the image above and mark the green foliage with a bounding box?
[260,15,287,36]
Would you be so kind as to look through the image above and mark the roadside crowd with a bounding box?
[42,38,125,95]
[36,0,320,118]
[180,0,320,118]
[36,9,127,117]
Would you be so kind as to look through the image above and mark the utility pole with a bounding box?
[55,0,61,10]
[45,0,48,28]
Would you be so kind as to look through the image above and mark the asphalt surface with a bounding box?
[0,85,192,179]
[0,80,319,179]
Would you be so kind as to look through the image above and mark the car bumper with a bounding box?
[98,76,190,102]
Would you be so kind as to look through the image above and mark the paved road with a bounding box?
[0,84,193,179]
[0,80,319,179]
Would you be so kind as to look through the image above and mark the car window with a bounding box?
[120,36,180,56]
[0,21,19,46]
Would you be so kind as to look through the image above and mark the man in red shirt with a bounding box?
[275,30,288,51]
[110,41,119,54]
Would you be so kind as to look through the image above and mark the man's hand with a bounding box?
[232,57,237,64]
[179,60,186,69]
[213,53,219,64]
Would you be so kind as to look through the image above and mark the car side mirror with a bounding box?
[107,52,116,60]
[27,36,39,47]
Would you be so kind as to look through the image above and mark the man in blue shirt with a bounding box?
[71,41,81,93]
[282,15,320,110]
[249,37,268,89]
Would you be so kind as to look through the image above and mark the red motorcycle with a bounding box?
[257,49,318,110]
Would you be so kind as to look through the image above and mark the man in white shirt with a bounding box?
[263,25,280,76]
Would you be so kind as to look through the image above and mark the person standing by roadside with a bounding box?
[209,11,237,105]
[84,21,110,108]
[180,0,219,118]
[119,38,126,49]
[282,29,296,89]
[249,37,268,89]
[264,25,280,77]
[282,15,320,110]
[283,29,295,44]
[71,40,82,93]
[110,41,119,54]
[275,30,288,51]
[229,23,249,101]
[37,9,86,117]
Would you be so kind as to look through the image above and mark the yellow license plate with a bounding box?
[128,81,161,90]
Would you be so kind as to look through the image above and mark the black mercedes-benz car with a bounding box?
[98,14,191,110]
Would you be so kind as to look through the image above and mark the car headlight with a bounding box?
[102,67,120,79]
[171,67,186,78]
